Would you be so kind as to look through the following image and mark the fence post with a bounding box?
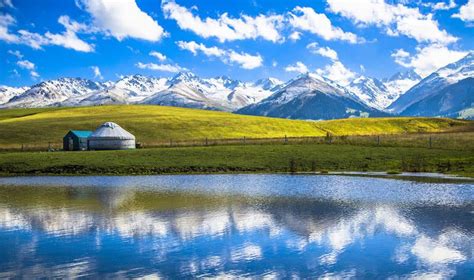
[284,135,288,143]
[21,144,24,151]
[429,136,432,149]
[205,137,208,146]
[243,136,246,144]
[377,135,380,146]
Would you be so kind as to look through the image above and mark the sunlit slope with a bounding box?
[0,105,470,146]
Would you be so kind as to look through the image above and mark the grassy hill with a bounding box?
[0,105,471,148]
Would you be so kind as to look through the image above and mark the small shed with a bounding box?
[88,122,136,150]
[63,130,92,151]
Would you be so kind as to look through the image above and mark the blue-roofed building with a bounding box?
[63,130,93,151]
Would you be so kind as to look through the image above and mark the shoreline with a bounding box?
[0,171,473,184]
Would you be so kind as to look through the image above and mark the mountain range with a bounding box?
[1,52,473,120]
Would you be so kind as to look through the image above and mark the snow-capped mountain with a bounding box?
[0,86,29,104]
[62,75,169,106]
[237,73,386,120]
[389,52,474,114]
[401,77,474,119]
[348,76,390,110]
[253,77,283,90]
[347,70,421,110]
[1,73,280,110]
[5,78,109,108]
[142,72,224,110]
[382,70,421,105]
[142,72,281,111]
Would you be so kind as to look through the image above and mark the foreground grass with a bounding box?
[0,105,471,149]
[0,143,472,177]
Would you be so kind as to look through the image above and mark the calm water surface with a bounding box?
[0,174,472,278]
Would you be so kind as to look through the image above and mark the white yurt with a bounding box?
[88,122,136,150]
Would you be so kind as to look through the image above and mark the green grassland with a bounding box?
[0,105,471,148]
[0,143,473,177]
[0,105,473,178]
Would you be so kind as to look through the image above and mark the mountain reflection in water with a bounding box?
[0,174,472,278]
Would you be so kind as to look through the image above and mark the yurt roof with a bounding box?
[88,122,135,140]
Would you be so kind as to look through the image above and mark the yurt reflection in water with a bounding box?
[87,122,135,150]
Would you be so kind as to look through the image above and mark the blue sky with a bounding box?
[1,0,473,87]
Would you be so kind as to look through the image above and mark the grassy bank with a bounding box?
[0,105,471,149]
[0,142,473,177]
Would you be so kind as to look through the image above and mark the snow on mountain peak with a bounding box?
[388,52,474,113]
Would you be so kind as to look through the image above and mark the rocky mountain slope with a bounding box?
[388,52,474,114]
[237,73,386,120]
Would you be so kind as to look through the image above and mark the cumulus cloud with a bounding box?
[149,51,167,62]
[453,0,474,22]
[0,14,19,43]
[177,41,225,57]
[17,59,39,78]
[285,61,309,74]
[162,0,284,42]
[136,62,187,73]
[227,50,263,69]
[0,14,94,52]
[177,41,263,69]
[422,0,457,11]
[392,45,468,77]
[90,66,103,80]
[288,31,301,41]
[327,0,458,45]
[77,0,165,41]
[45,15,95,52]
[17,60,35,70]
[289,6,361,44]
[316,61,356,86]
[307,42,338,60]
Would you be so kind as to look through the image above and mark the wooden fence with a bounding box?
[2,131,473,152]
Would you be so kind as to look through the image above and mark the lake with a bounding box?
[0,174,472,278]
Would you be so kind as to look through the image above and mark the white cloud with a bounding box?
[0,14,19,43]
[17,60,35,70]
[90,66,103,80]
[177,41,225,57]
[162,0,284,43]
[30,71,39,78]
[0,0,13,8]
[392,45,468,77]
[7,49,23,59]
[45,16,94,52]
[0,14,94,52]
[16,30,49,49]
[136,62,187,73]
[306,42,338,60]
[289,31,301,41]
[149,51,167,62]
[327,0,458,45]
[423,0,457,11]
[316,61,356,86]
[77,0,165,41]
[453,0,474,22]
[227,50,263,69]
[177,41,262,69]
[289,6,361,44]
[17,59,39,78]
[285,61,309,74]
